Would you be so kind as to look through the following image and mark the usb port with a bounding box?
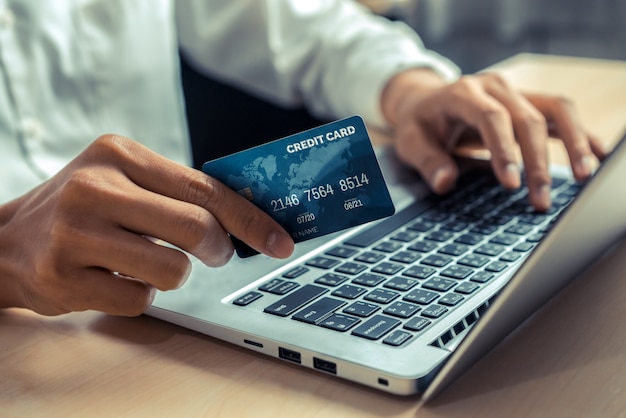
[278,347,301,364]
[313,357,337,374]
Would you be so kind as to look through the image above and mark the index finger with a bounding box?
[483,81,553,211]
[444,77,522,189]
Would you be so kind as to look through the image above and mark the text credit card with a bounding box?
[202,115,395,257]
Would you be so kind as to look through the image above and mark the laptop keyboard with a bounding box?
[233,171,582,348]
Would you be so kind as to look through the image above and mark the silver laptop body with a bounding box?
[147,132,626,398]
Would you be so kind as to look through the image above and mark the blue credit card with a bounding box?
[202,115,395,257]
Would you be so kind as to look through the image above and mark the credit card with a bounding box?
[202,115,395,257]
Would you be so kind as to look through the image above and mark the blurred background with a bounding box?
[363,0,626,73]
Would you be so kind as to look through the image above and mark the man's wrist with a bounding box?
[0,199,26,309]
[380,67,449,128]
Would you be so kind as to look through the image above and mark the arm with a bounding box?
[175,0,459,127]
[0,136,294,316]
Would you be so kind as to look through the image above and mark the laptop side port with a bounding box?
[278,347,301,364]
[313,357,337,375]
[243,339,263,348]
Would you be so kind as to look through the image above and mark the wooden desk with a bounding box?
[2,54,626,417]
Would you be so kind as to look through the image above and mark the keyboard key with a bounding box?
[292,297,346,324]
[438,243,469,256]
[500,251,522,262]
[282,266,309,278]
[513,242,535,252]
[264,284,328,317]
[408,220,436,232]
[404,317,431,332]
[421,304,449,319]
[269,281,300,295]
[560,183,581,196]
[391,231,420,242]
[383,301,420,318]
[517,213,548,225]
[352,273,386,287]
[470,224,499,235]
[421,210,449,222]
[455,233,483,245]
[439,293,464,306]
[343,301,380,317]
[404,289,439,305]
[474,243,505,257]
[455,281,480,294]
[420,254,452,267]
[331,284,367,299]
[259,278,284,292]
[440,220,468,232]
[364,288,400,304]
[354,251,386,264]
[390,251,421,264]
[550,177,568,189]
[422,277,456,292]
[485,261,509,272]
[371,262,404,275]
[319,313,360,331]
[351,315,401,340]
[373,241,403,253]
[470,271,495,283]
[233,291,262,306]
[457,253,490,268]
[402,265,436,279]
[306,257,340,269]
[335,262,368,275]
[425,230,454,242]
[491,214,515,226]
[315,273,349,287]
[408,241,439,253]
[325,246,359,259]
[505,223,534,235]
[440,265,474,279]
[540,225,553,234]
[383,330,414,346]
[489,233,519,246]
[383,277,419,291]
[552,195,573,207]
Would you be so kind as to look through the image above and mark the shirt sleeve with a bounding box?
[175,0,460,129]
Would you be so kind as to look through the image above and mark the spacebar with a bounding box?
[344,199,435,248]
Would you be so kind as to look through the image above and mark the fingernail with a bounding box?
[504,163,521,188]
[575,155,592,178]
[176,262,192,289]
[266,230,294,259]
[430,166,455,193]
[535,183,551,211]
[147,286,157,305]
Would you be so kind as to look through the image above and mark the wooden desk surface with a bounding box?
[2,54,626,417]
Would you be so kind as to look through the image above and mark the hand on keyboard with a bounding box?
[380,68,607,211]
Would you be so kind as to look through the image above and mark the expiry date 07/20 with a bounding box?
[270,173,371,212]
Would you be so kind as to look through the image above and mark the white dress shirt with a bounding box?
[0,0,459,204]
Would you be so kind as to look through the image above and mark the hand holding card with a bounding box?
[202,116,395,257]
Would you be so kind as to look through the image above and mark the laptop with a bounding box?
[146,129,626,400]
